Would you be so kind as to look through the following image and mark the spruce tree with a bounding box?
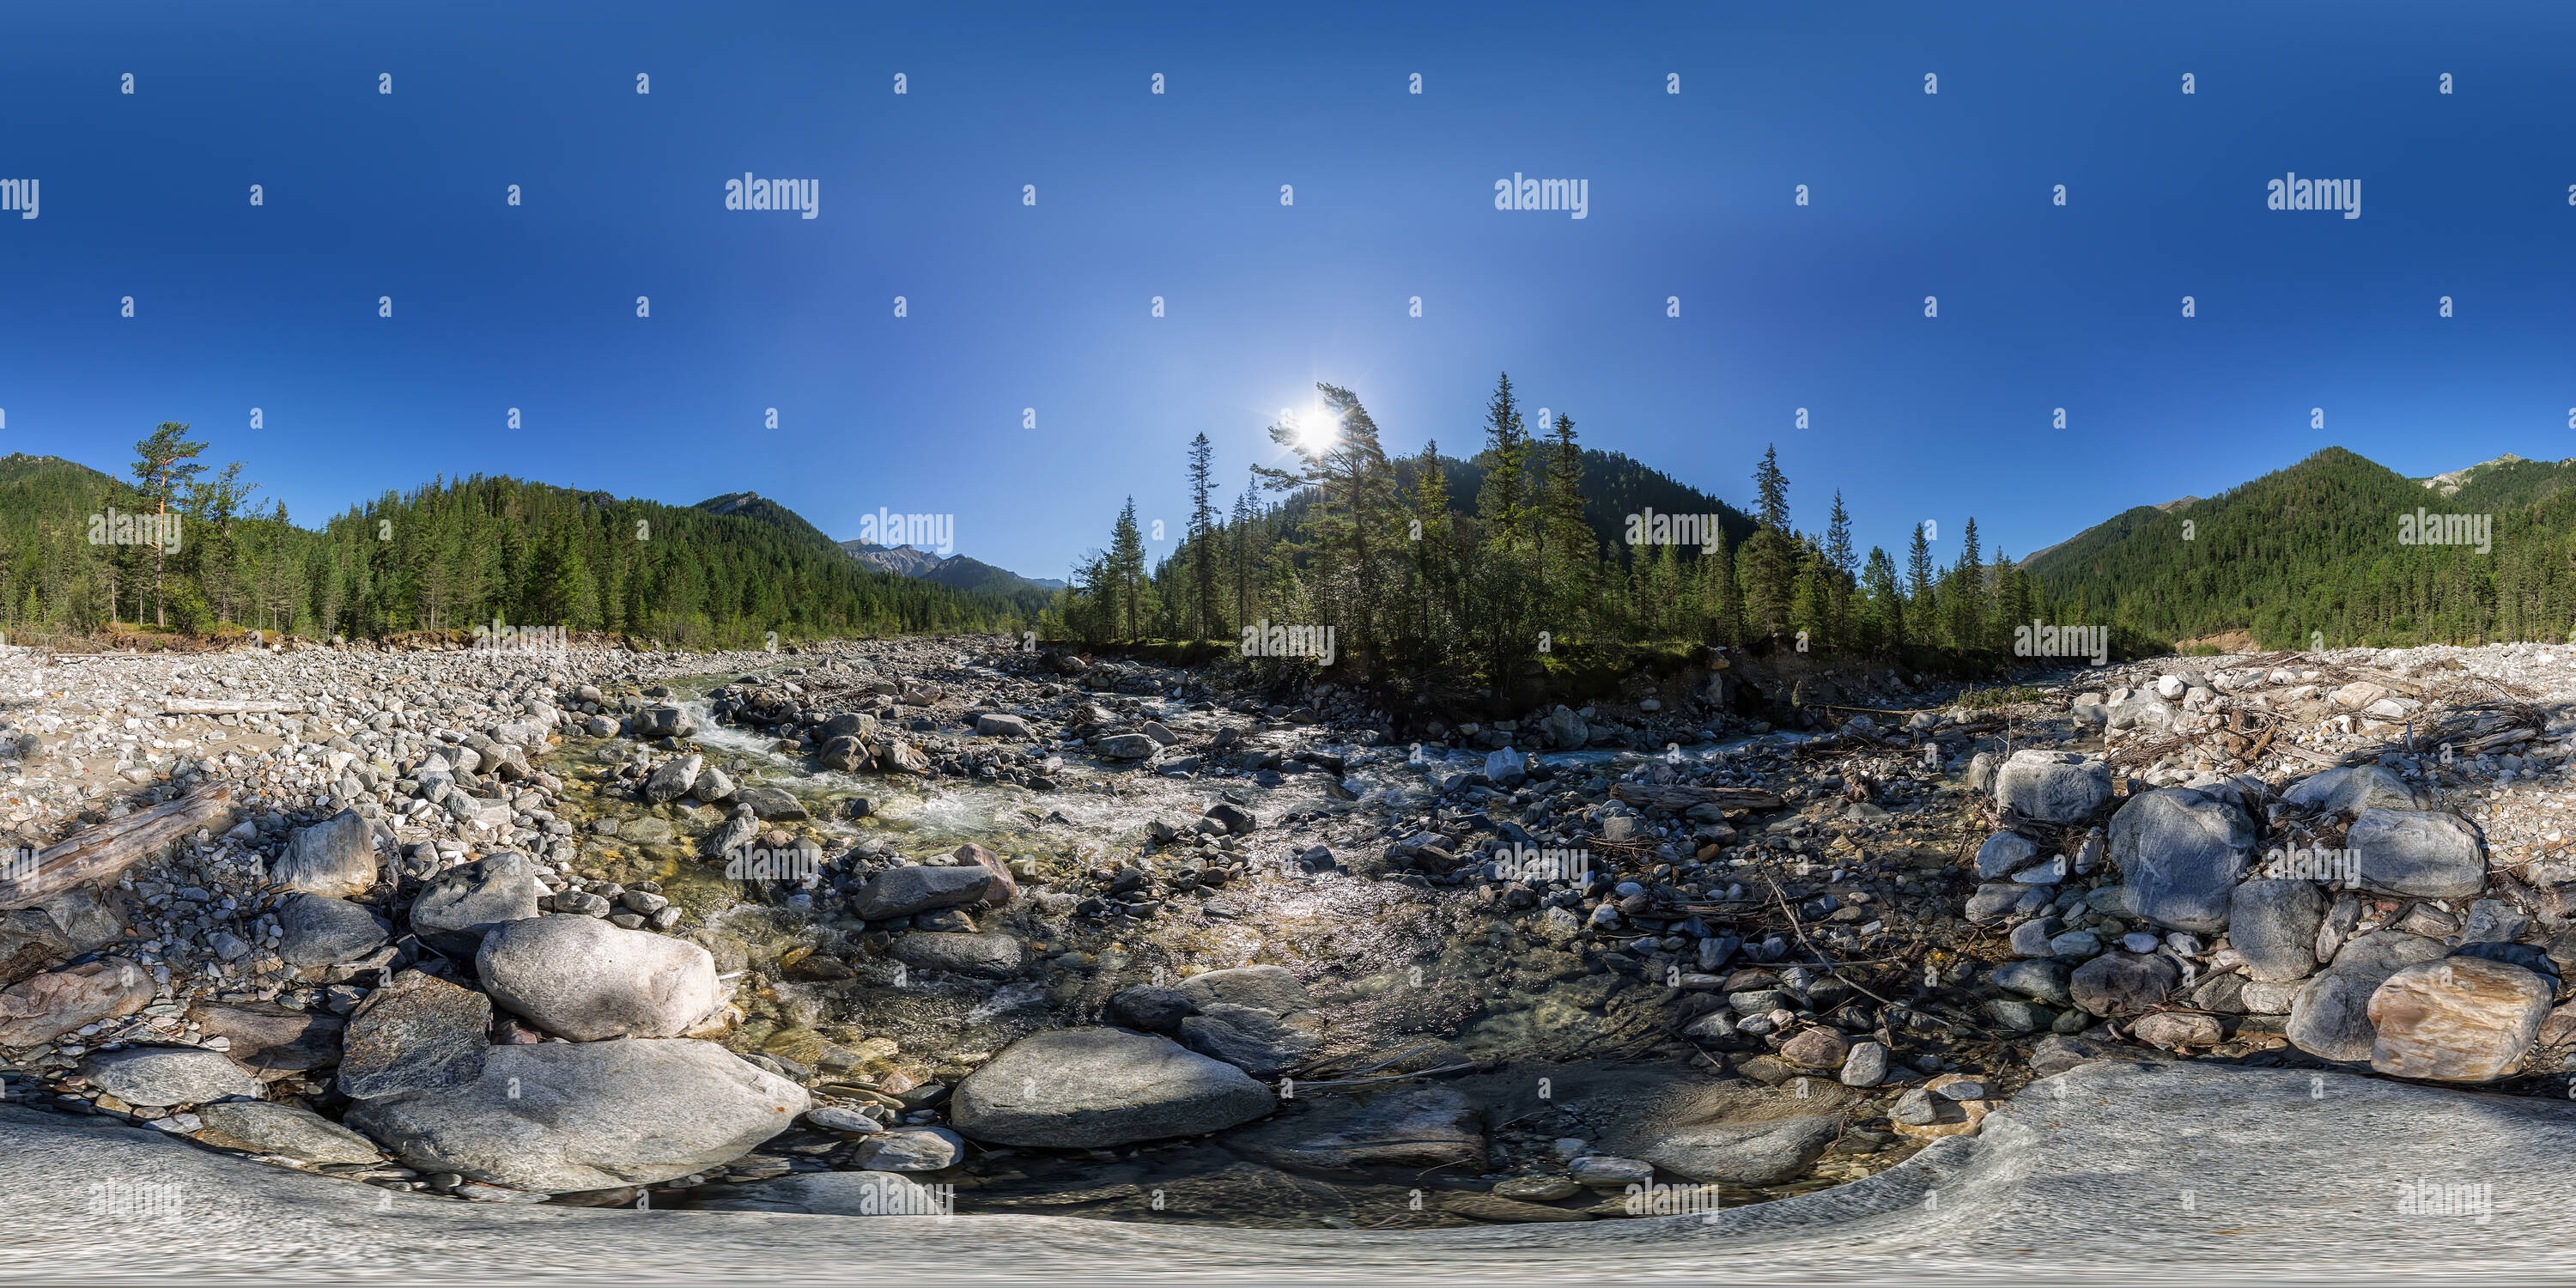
[1185,433,1218,640]
[1109,498,1147,640]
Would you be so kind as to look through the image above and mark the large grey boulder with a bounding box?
[2349,808,2486,898]
[1540,707,1589,750]
[1222,1086,1485,1176]
[78,1046,262,1107]
[2105,692,2174,731]
[975,713,1036,739]
[853,866,992,920]
[2286,930,2449,1061]
[1177,1002,1323,1078]
[2283,765,2438,817]
[1973,832,2042,880]
[475,915,724,1041]
[407,850,543,959]
[276,895,390,969]
[2230,879,2327,981]
[194,1100,384,1164]
[1177,965,1319,1022]
[1636,1115,1841,1186]
[343,1038,805,1193]
[634,704,697,739]
[1993,750,2112,824]
[949,1028,1278,1148]
[337,969,492,1100]
[2108,787,2255,933]
[272,809,377,898]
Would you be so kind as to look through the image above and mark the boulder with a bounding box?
[951,842,1017,906]
[2105,693,2174,731]
[79,1046,262,1107]
[949,1028,1278,1148]
[1974,832,2042,880]
[2282,765,2437,817]
[690,1170,949,1215]
[819,712,878,741]
[1990,959,2074,1005]
[2131,1012,2224,1049]
[338,969,492,1099]
[2285,930,2450,1061]
[634,704,697,739]
[1636,1115,1840,1186]
[2366,957,2553,1082]
[475,915,724,1041]
[692,765,737,805]
[1096,734,1157,760]
[890,932,1024,979]
[1540,707,1589,750]
[2349,809,2487,899]
[194,1100,384,1164]
[818,736,873,773]
[1994,750,2113,823]
[185,1000,344,1075]
[2069,951,2179,1017]
[406,850,544,959]
[1778,1027,1850,1070]
[1103,985,1197,1034]
[1178,1002,1323,1078]
[344,1038,805,1194]
[735,787,809,821]
[2108,787,2255,933]
[272,809,378,898]
[1178,965,1319,1021]
[276,895,391,969]
[0,957,153,1047]
[641,754,703,805]
[851,865,992,920]
[0,909,76,986]
[975,713,1036,739]
[1222,1086,1485,1176]
[852,1126,965,1172]
[2229,879,2326,981]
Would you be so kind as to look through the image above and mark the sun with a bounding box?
[1294,407,1341,453]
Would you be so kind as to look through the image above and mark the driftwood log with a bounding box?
[0,787,236,910]
[161,699,306,715]
[1610,783,1784,812]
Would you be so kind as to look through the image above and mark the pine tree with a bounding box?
[1185,433,1218,640]
[1823,490,1855,648]
[1109,497,1147,640]
[1905,521,1936,646]
[1476,373,1531,548]
[1230,476,1259,635]
[1745,445,1796,636]
[1540,411,1594,606]
[1862,546,1902,651]
[129,422,206,628]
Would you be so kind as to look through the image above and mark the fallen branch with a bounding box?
[0,787,237,910]
[162,699,307,715]
[1611,783,1785,812]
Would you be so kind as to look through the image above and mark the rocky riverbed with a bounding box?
[4,632,2576,1247]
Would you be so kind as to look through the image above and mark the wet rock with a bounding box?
[0,957,154,1047]
[273,809,378,898]
[642,753,703,804]
[853,865,992,920]
[805,1105,884,1134]
[1637,1115,1839,1186]
[2282,765,2438,817]
[1179,1002,1324,1078]
[1178,965,1316,1020]
[698,805,760,861]
[80,1046,262,1107]
[1839,1040,1890,1087]
[271,894,388,969]
[1778,1027,1850,1070]
[2069,951,2179,1017]
[819,736,872,772]
[950,1028,1278,1148]
[1104,985,1198,1034]
[338,969,492,1099]
[2109,787,2255,933]
[476,914,724,1041]
[2286,930,2450,1061]
[634,704,697,739]
[408,850,544,959]
[692,765,737,804]
[344,1038,806,1194]
[1203,803,1257,835]
[194,1100,384,1164]
[2349,809,2487,899]
[1224,1086,1485,1176]
[2366,957,2553,1082]
[1566,1154,1654,1186]
[2230,879,2326,981]
[1441,1191,1592,1223]
[951,841,1018,905]
[736,787,808,821]
[1096,733,1157,760]
[853,1125,965,1172]
[891,932,1024,979]
[881,739,933,775]
[1994,750,2112,823]
[0,910,75,986]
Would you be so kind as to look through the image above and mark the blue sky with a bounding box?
[5,1,2575,580]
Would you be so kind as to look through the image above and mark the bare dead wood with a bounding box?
[1610,783,1785,812]
[161,699,307,715]
[0,787,236,910]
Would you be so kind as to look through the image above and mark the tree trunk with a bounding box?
[0,787,237,911]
